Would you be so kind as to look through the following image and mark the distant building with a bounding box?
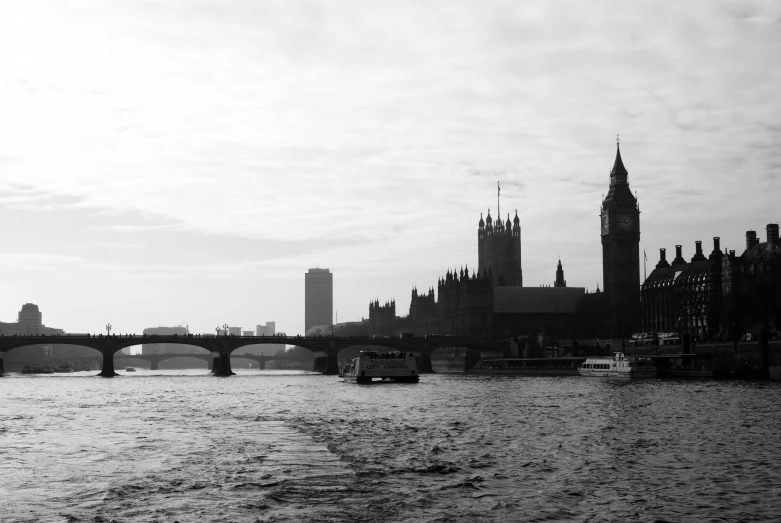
[600,143,641,336]
[142,326,189,355]
[403,268,585,339]
[305,268,333,333]
[236,322,283,356]
[0,303,64,336]
[554,259,567,288]
[256,322,276,336]
[18,303,42,330]
[477,206,522,287]
[641,224,781,340]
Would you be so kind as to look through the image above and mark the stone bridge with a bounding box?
[0,334,508,377]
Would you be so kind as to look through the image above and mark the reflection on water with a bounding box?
[1,370,780,522]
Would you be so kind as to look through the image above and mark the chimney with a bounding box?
[691,240,706,262]
[656,248,670,269]
[746,231,758,251]
[767,223,779,244]
[729,250,735,260]
[672,244,686,266]
[709,237,722,260]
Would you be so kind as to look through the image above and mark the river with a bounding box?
[1,369,779,522]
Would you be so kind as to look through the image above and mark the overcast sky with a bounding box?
[0,0,779,336]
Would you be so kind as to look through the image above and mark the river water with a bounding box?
[1,369,779,522]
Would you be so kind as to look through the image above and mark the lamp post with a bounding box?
[223,324,229,337]
[106,323,112,336]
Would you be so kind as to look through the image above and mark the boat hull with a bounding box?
[579,369,657,378]
[343,375,419,384]
[468,368,579,376]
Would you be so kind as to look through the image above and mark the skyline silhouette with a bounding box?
[0,1,778,335]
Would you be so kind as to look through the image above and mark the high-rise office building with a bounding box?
[305,268,333,333]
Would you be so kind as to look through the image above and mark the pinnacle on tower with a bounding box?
[610,140,628,179]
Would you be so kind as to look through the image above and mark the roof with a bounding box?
[643,258,718,287]
[611,144,628,177]
[494,287,585,314]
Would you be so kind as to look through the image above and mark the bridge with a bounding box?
[0,334,508,377]
[117,352,301,371]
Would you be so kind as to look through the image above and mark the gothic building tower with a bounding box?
[554,259,566,287]
[600,141,641,335]
[478,209,522,287]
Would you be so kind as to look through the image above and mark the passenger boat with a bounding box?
[42,365,55,374]
[125,367,137,372]
[339,351,419,384]
[579,352,657,378]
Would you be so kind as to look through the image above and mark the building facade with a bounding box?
[478,210,522,286]
[641,240,723,339]
[601,143,641,336]
[642,224,781,340]
[305,268,333,333]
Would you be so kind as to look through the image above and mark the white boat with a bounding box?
[339,351,419,384]
[578,352,657,378]
[125,367,137,372]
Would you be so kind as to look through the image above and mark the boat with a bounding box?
[469,357,585,376]
[339,351,419,384]
[125,367,137,372]
[431,346,481,373]
[42,365,55,374]
[54,363,74,373]
[21,365,34,374]
[579,352,657,378]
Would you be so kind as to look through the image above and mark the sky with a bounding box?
[0,0,779,337]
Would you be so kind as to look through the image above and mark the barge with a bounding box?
[468,357,585,376]
[339,351,419,384]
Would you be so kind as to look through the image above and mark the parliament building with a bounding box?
[367,142,647,342]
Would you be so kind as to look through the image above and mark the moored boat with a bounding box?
[339,351,419,384]
[42,365,55,374]
[125,367,137,372]
[579,352,657,378]
[469,357,585,376]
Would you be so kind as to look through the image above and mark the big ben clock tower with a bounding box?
[601,138,641,337]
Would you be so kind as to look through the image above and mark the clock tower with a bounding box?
[600,140,641,337]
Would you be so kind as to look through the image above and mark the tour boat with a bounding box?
[125,367,137,372]
[339,351,419,384]
[42,365,55,374]
[578,352,657,378]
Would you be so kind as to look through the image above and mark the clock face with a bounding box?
[617,214,635,232]
[601,213,609,235]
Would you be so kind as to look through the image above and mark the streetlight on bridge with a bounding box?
[106,323,112,336]
[223,323,229,336]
